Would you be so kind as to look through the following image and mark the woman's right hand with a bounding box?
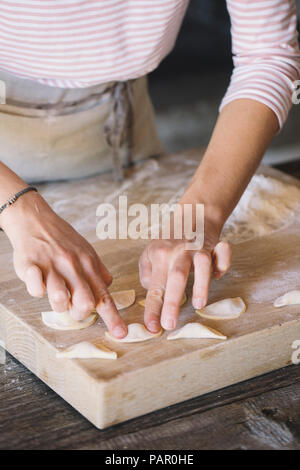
[0,190,127,339]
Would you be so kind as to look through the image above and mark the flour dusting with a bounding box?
[222,174,300,244]
[39,156,300,246]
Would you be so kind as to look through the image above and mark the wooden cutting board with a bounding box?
[0,152,299,429]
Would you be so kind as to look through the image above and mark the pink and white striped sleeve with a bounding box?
[220,0,300,129]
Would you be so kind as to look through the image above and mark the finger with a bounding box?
[46,270,70,312]
[192,251,212,310]
[139,248,152,290]
[81,250,113,287]
[88,249,113,287]
[160,256,191,330]
[23,264,45,298]
[55,254,96,321]
[81,256,127,338]
[66,272,96,321]
[144,267,168,333]
[98,259,113,286]
[212,241,232,279]
[96,287,128,338]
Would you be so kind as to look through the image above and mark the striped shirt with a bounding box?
[0,0,299,128]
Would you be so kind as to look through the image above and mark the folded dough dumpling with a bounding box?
[274,290,300,307]
[196,297,246,320]
[111,289,136,310]
[42,310,97,330]
[106,323,162,343]
[167,322,227,341]
[56,341,117,359]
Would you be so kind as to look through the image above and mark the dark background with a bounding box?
[153,0,232,74]
[149,0,300,164]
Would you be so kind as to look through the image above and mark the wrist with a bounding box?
[0,190,48,240]
[179,192,226,236]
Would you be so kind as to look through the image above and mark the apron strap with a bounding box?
[104,80,134,182]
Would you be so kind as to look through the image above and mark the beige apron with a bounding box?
[0,71,163,183]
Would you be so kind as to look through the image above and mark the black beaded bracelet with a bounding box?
[0,186,38,215]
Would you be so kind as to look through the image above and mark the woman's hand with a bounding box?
[0,191,127,338]
[139,215,231,333]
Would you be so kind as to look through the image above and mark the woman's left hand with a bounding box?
[139,217,232,333]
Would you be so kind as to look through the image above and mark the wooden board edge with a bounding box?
[2,301,300,429]
[0,304,105,429]
[99,319,300,428]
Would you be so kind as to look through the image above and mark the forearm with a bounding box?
[180,99,279,232]
[0,164,126,336]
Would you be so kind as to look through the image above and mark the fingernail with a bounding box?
[193,298,205,309]
[113,326,127,338]
[218,263,227,272]
[70,309,85,321]
[164,318,175,330]
[148,321,159,332]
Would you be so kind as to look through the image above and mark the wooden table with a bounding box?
[0,154,300,450]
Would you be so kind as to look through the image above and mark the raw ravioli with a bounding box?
[196,297,246,320]
[56,341,117,359]
[274,290,300,307]
[42,310,97,331]
[167,322,227,341]
[106,323,162,343]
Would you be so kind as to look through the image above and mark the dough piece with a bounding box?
[138,292,187,308]
[196,297,246,320]
[274,290,300,307]
[167,322,227,341]
[111,289,136,310]
[42,310,97,331]
[105,323,162,343]
[56,341,117,360]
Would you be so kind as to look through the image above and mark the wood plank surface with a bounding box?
[1,352,300,449]
[0,152,300,438]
